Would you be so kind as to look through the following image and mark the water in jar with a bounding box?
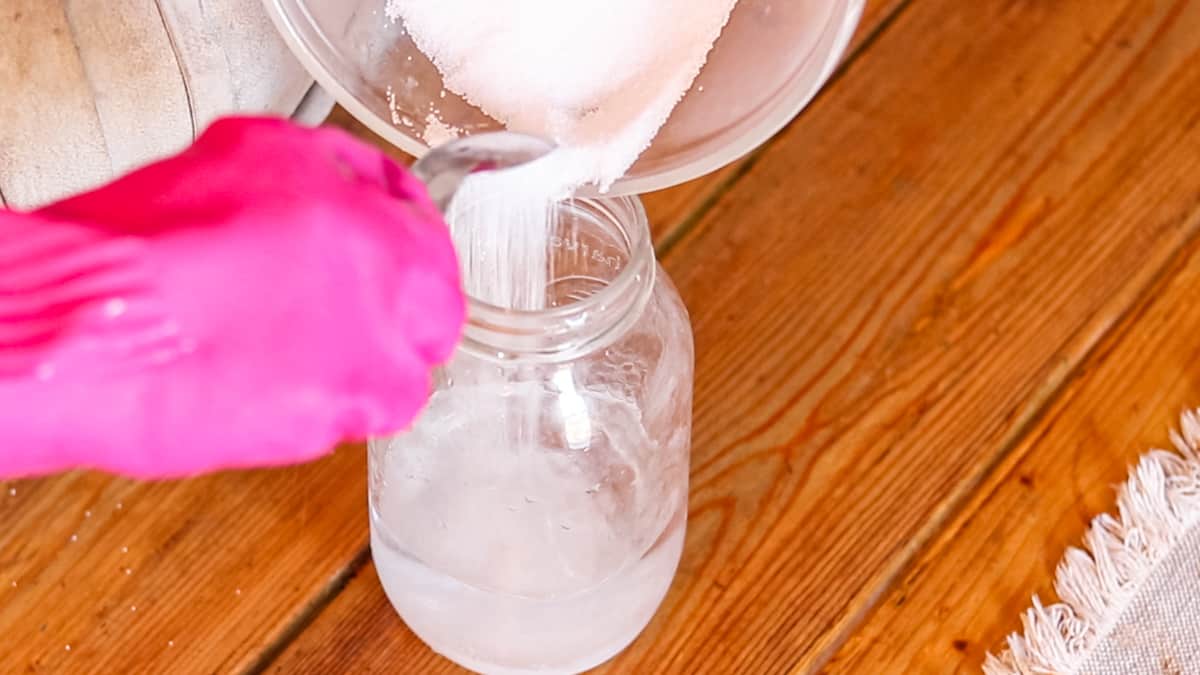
[370,368,690,674]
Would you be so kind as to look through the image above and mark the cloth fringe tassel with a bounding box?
[984,409,1200,675]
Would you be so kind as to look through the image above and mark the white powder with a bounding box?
[388,0,737,192]
[422,113,459,148]
[386,0,737,310]
[444,171,558,310]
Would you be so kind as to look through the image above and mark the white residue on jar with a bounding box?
[553,368,592,450]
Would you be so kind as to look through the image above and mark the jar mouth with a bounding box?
[412,134,658,362]
[460,194,657,362]
[466,194,650,317]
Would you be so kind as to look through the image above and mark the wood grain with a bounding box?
[826,180,1200,673]
[271,1,1200,673]
[0,449,370,672]
[268,561,467,675]
[630,0,910,246]
[651,1,1200,670]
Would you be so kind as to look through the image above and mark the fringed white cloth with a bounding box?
[986,410,1200,675]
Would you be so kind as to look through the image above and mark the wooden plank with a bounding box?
[826,193,1200,671]
[845,0,903,55]
[270,1,1200,673]
[267,561,465,674]
[0,449,368,672]
[184,0,315,115]
[61,0,195,176]
[638,0,908,242]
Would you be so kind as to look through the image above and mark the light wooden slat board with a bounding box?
[827,179,1200,671]
[176,0,315,116]
[154,0,239,125]
[0,1,113,208]
[270,0,1200,673]
[0,3,908,673]
[63,0,195,176]
[0,0,316,209]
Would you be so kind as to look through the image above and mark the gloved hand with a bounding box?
[0,117,464,479]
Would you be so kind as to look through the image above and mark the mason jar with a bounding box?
[368,175,694,674]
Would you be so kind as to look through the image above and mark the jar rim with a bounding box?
[413,134,658,361]
[465,194,652,319]
[459,193,657,361]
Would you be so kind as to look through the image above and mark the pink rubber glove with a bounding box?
[0,117,464,479]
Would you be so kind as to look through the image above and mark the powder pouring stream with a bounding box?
[387,0,740,313]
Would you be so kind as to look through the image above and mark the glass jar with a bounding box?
[368,191,694,674]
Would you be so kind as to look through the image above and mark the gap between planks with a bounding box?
[807,205,1200,674]
[655,0,915,259]
[801,1,1200,667]
[241,1,918,670]
[240,547,372,675]
[822,195,1200,672]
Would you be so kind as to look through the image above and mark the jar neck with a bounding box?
[412,134,657,364]
[461,195,656,364]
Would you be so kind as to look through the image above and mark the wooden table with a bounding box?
[5,1,1200,672]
